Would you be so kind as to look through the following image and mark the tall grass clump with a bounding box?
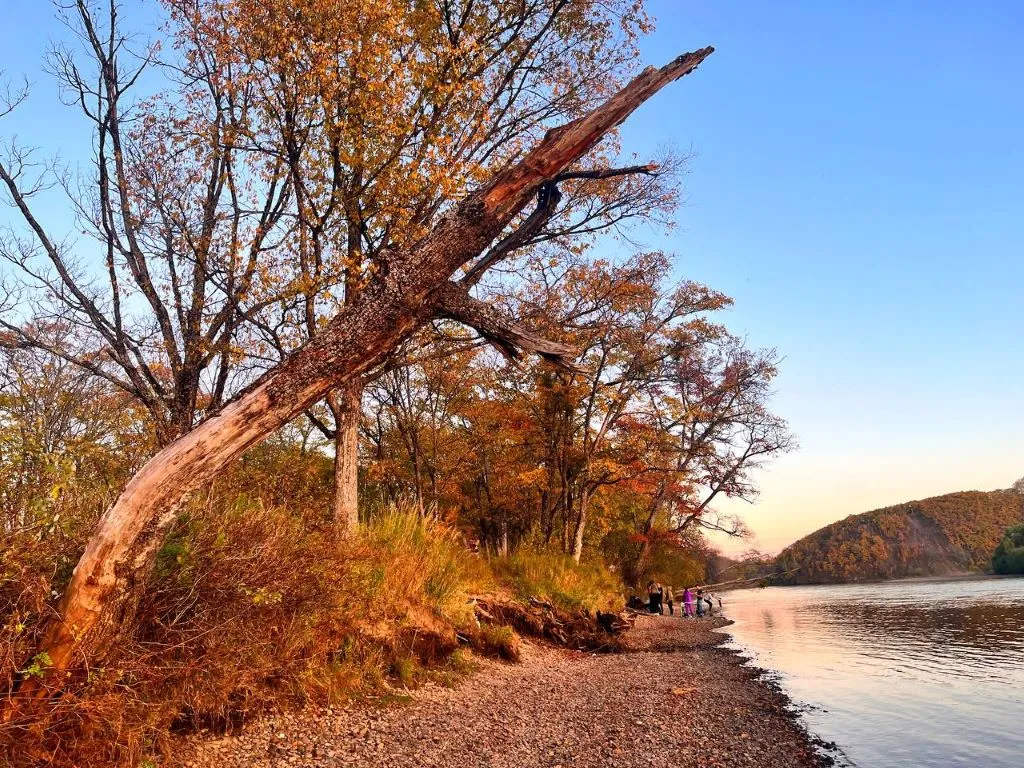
[489,551,624,613]
[358,500,491,623]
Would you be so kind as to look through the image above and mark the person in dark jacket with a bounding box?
[647,581,660,613]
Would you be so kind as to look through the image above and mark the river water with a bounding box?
[718,577,1024,768]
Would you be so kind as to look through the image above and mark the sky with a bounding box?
[1,2,1022,555]
[626,1,1024,553]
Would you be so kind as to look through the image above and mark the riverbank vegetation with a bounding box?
[991,522,1024,575]
[0,1,793,764]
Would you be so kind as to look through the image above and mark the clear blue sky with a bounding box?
[2,1,1022,552]
[627,0,1024,552]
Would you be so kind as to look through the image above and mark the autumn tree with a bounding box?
[0,1,292,447]
[164,0,676,530]
[363,332,481,516]
[498,251,732,561]
[644,334,793,535]
[0,330,150,532]
[0,0,713,702]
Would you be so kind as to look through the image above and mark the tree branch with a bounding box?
[461,181,561,287]
[553,162,659,183]
[433,283,584,372]
[461,163,661,287]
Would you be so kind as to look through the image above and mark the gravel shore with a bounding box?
[173,614,826,768]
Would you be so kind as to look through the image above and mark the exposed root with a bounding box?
[472,596,634,653]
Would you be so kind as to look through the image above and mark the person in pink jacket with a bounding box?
[682,587,695,617]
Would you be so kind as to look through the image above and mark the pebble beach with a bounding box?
[174,613,826,768]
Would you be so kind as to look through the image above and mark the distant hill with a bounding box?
[775,490,1024,584]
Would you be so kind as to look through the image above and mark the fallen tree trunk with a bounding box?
[7,48,713,707]
[698,567,801,591]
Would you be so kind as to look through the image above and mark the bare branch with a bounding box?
[553,162,659,183]
[433,282,584,372]
[461,163,664,287]
[461,181,561,287]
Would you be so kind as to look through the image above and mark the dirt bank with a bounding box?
[173,614,825,768]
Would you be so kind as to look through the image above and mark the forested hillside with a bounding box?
[775,490,1024,584]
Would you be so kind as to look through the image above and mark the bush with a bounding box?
[992,524,1024,575]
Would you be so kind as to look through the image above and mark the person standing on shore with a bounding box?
[682,587,694,617]
[695,589,705,617]
[647,581,659,614]
[665,586,675,616]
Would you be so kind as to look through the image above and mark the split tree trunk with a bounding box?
[9,48,713,703]
[327,383,362,533]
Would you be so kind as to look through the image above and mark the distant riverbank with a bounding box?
[175,615,826,768]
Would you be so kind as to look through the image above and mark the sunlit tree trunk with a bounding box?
[327,383,362,533]
[571,488,591,564]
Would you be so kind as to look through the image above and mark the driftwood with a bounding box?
[697,567,801,592]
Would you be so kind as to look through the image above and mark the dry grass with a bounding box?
[488,551,625,614]
[1,497,624,767]
[0,499,489,767]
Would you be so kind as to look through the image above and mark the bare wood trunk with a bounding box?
[9,49,712,704]
[571,489,590,564]
[499,517,509,558]
[327,383,362,533]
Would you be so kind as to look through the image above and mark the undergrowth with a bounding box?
[1,502,623,767]
[0,500,491,766]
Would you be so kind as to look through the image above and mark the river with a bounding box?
[717,576,1024,768]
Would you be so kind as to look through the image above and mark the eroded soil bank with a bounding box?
[174,614,826,768]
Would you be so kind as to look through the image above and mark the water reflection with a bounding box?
[722,577,1024,768]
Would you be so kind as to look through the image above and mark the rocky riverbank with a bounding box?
[173,614,826,768]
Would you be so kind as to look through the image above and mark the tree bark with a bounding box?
[8,48,713,704]
[327,383,362,533]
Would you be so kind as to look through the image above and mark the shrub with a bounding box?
[992,523,1024,575]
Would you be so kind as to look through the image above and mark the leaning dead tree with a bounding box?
[9,47,713,703]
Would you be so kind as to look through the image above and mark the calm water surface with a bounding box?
[718,577,1024,768]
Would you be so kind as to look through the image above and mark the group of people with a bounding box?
[644,581,719,618]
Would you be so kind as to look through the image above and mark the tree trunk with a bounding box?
[327,383,362,533]
[571,489,590,564]
[8,48,713,705]
[498,516,509,557]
